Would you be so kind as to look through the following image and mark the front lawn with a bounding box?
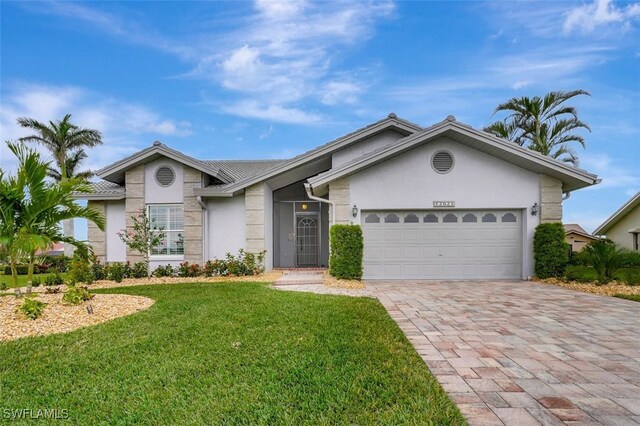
[615,294,640,302]
[0,283,463,425]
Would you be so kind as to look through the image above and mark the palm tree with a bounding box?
[17,114,103,255]
[0,142,105,288]
[485,90,591,165]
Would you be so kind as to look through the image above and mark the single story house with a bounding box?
[564,224,598,252]
[594,192,640,250]
[77,114,599,280]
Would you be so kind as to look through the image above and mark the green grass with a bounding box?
[614,294,640,302]
[0,283,464,425]
[564,265,640,284]
[0,272,65,289]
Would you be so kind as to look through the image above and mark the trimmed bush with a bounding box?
[108,262,126,283]
[618,250,640,268]
[533,223,568,279]
[4,265,39,275]
[622,268,640,286]
[44,273,65,287]
[131,262,148,278]
[564,265,597,283]
[329,224,363,280]
[153,264,175,277]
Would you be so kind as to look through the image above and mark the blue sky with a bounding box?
[1,0,639,236]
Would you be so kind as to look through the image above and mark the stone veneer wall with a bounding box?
[87,200,107,263]
[183,167,203,263]
[540,174,563,223]
[329,178,351,225]
[125,165,145,263]
[245,183,266,253]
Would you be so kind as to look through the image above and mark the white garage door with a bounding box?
[362,210,522,280]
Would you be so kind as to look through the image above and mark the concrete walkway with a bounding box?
[276,280,640,426]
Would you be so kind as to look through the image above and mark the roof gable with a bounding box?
[307,116,599,194]
[98,142,235,185]
[594,192,640,235]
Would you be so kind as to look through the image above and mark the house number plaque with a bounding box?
[433,201,455,207]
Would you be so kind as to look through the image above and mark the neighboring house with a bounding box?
[35,242,65,257]
[564,224,598,252]
[594,192,640,251]
[75,114,599,280]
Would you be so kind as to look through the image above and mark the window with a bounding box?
[424,213,438,223]
[404,213,419,223]
[502,213,517,223]
[149,205,184,255]
[385,213,400,223]
[365,214,380,223]
[443,213,458,223]
[482,213,497,223]
[462,213,477,223]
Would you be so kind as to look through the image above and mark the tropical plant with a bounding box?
[118,211,166,277]
[583,239,624,284]
[0,142,105,288]
[17,114,103,256]
[485,90,591,165]
[19,297,47,320]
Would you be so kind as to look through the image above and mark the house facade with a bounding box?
[594,192,640,250]
[78,114,599,280]
[564,224,598,252]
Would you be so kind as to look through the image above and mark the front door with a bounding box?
[296,214,319,267]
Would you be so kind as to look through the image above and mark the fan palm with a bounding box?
[0,142,105,288]
[485,90,591,165]
[17,114,103,255]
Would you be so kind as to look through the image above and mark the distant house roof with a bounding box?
[594,192,640,235]
[564,224,598,240]
[35,242,64,256]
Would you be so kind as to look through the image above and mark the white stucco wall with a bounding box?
[605,206,640,250]
[332,130,406,168]
[206,195,246,260]
[144,158,184,204]
[105,201,126,262]
[348,137,541,278]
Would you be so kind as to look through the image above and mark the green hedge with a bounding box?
[3,265,40,275]
[534,222,568,279]
[329,225,363,280]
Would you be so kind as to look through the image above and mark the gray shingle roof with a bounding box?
[202,159,288,181]
[88,181,125,195]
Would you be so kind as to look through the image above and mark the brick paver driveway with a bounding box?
[368,281,640,426]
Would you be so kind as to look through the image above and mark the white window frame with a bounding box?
[147,204,184,259]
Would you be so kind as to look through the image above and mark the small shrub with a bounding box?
[45,286,61,294]
[178,262,203,277]
[623,268,640,286]
[618,251,640,268]
[108,262,126,283]
[329,224,364,280]
[153,264,175,277]
[44,273,65,287]
[203,250,266,277]
[123,262,133,279]
[19,297,47,320]
[131,262,148,279]
[563,265,597,283]
[0,282,7,291]
[583,239,623,284]
[62,286,94,305]
[68,258,94,284]
[31,276,41,287]
[204,259,225,276]
[533,223,568,279]
[91,260,106,280]
[42,255,71,272]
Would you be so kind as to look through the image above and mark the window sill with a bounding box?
[149,255,184,261]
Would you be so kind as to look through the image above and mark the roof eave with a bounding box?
[72,193,126,201]
[593,192,640,235]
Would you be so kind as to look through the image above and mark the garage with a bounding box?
[362,210,522,279]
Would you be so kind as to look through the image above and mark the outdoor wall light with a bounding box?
[352,205,358,218]
[301,203,308,210]
[531,202,539,216]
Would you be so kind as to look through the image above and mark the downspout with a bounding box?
[197,196,207,262]
[304,183,335,226]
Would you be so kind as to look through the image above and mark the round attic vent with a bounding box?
[431,151,454,174]
[155,166,175,187]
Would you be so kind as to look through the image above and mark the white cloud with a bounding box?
[579,152,640,190]
[564,0,640,34]
[0,82,192,174]
[222,100,322,124]
[321,81,364,105]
